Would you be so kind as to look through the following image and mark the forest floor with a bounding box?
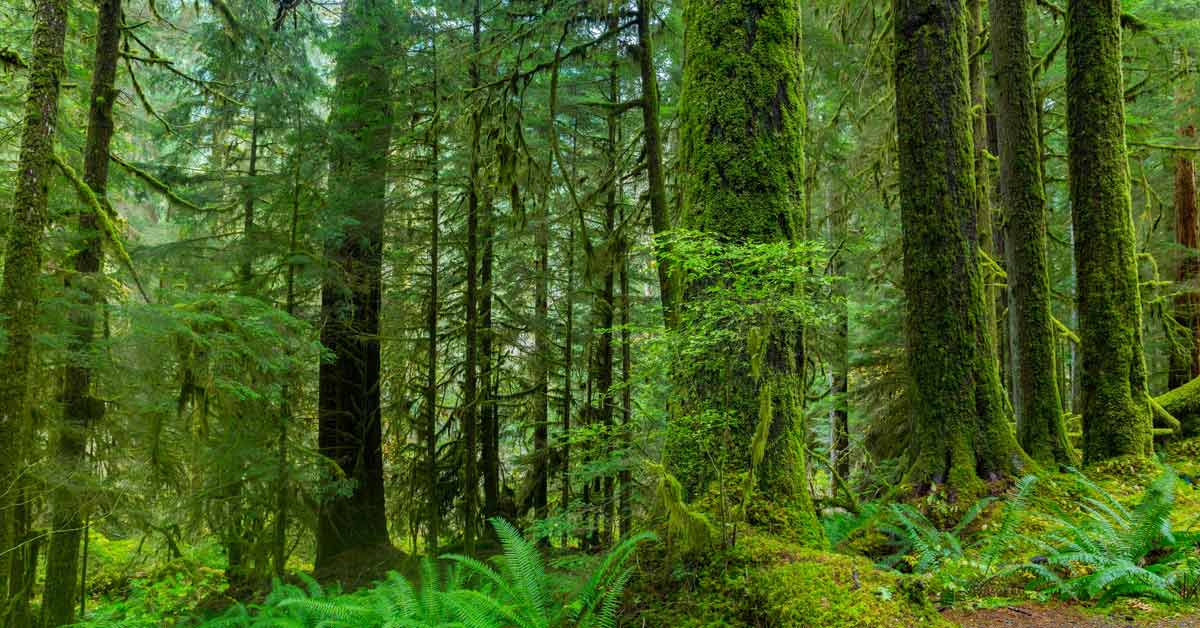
[945,602,1200,627]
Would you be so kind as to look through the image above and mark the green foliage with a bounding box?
[175,519,654,628]
[1021,469,1200,603]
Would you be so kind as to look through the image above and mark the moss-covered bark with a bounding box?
[1155,374,1200,438]
[893,0,1030,496]
[0,0,67,620]
[990,0,1073,466]
[42,0,119,622]
[316,0,394,567]
[676,0,821,545]
[1066,0,1153,463]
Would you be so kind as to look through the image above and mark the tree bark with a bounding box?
[462,0,482,554]
[894,0,1030,495]
[425,51,442,553]
[44,0,116,623]
[635,0,675,327]
[676,0,822,545]
[1170,124,1199,389]
[991,0,1073,466]
[316,0,394,567]
[1067,0,1153,463]
[0,0,67,620]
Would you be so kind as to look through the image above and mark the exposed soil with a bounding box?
[944,603,1200,627]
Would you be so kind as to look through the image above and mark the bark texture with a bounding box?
[1066,0,1153,463]
[316,0,394,567]
[1170,124,1199,390]
[991,0,1072,466]
[43,0,121,622]
[0,0,67,620]
[893,0,1029,495]
[677,0,821,545]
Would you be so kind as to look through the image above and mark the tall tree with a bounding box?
[1067,0,1153,462]
[676,0,821,544]
[1170,123,1199,389]
[893,0,1028,493]
[316,0,395,567]
[0,0,68,620]
[463,0,483,554]
[991,0,1072,465]
[634,0,674,327]
[42,0,121,621]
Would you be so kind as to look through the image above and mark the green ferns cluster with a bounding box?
[1024,469,1200,603]
[76,519,653,628]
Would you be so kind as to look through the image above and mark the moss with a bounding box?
[673,0,821,545]
[1066,0,1154,463]
[991,0,1074,467]
[1156,375,1200,437]
[629,529,950,627]
[893,0,1032,496]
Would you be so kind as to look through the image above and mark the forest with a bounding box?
[1,0,1200,624]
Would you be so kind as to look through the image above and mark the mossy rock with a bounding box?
[628,528,951,627]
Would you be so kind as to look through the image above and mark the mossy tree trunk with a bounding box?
[635,0,675,327]
[0,0,67,620]
[1066,0,1153,463]
[677,0,822,545]
[969,0,997,344]
[991,0,1073,466]
[894,0,1030,495]
[1170,124,1199,390]
[316,0,394,567]
[43,0,119,622]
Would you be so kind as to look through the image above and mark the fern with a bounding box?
[1023,468,1190,602]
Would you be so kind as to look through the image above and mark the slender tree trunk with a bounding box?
[533,168,550,522]
[618,218,632,538]
[0,0,67,619]
[1170,124,1199,389]
[560,222,575,545]
[894,0,1030,494]
[275,162,302,577]
[991,0,1072,466]
[316,0,394,567]
[425,52,442,554]
[1067,0,1153,462]
[43,0,115,622]
[635,0,674,326]
[481,197,498,520]
[463,0,482,554]
[828,194,850,480]
[676,0,822,545]
[970,0,997,345]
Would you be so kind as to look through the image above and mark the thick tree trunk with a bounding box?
[1170,124,1199,389]
[316,0,394,567]
[0,0,67,620]
[44,0,117,623]
[676,0,821,545]
[1066,0,1153,463]
[894,0,1030,495]
[991,0,1073,466]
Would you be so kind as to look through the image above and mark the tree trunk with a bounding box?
[635,0,674,327]
[0,0,67,619]
[462,0,482,554]
[969,0,998,347]
[560,222,575,545]
[1170,124,1199,389]
[676,0,822,545]
[316,0,394,567]
[533,164,550,522]
[828,194,850,481]
[619,217,633,538]
[425,54,442,554]
[44,0,115,623]
[894,0,1030,495]
[991,0,1072,466]
[1067,0,1153,463]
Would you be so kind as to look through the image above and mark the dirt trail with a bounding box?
[944,603,1200,627]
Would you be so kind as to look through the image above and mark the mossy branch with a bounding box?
[1051,315,1081,345]
[52,153,152,303]
[1147,395,1181,434]
[109,152,206,213]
